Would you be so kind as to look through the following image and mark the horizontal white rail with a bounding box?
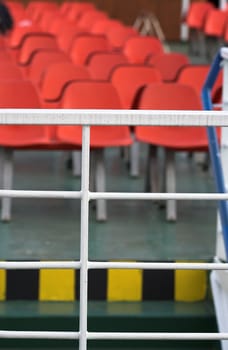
[0,261,80,269]
[0,331,79,339]
[0,261,227,270]
[88,261,228,270]
[0,109,227,126]
[0,190,81,199]
[88,332,228,341]
[89,192,228,200]
[1,331,228,341]
[1,190,228,200]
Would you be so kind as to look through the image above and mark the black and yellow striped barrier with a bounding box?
[0,261,208,302]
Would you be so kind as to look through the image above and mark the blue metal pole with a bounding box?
[202,50,228,259]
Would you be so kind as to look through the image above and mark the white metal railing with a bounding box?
[1,109,228,349]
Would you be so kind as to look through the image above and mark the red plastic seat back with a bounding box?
[18,34,58,65]
[0,79,50,147]
[177,64,223,101]
[41,62,91,102]
[8,25,43,49]
[61,81,122,109]
[186,2,214,30]
[27,49,70,86]
[91,19,123,35]
[47,16,69,35]
[0,79,41,107]
[70,34,111,65]
[57,26,88,53]
[123,36,164,64]
[66,2,95,21]
[86,51,128,80]
[147,52,190,81]
[204,9,228,37]
[0,62,24,79]
[135,83,214,151]
[26,1,59,23]
[107,26,138,49]
[110,65,162,109]
[138,82,202,110]
[39,9,59,31]
[77,10,108,30]
[58,81,132,148]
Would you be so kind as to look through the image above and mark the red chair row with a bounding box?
[185,1,228,58]
[0,1,220,223]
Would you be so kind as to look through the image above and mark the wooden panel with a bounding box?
[82,0,182,41]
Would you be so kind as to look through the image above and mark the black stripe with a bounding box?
[6,270,39,300]
[142,268,174,300]
[88,269,107,300]
[75,269,107,300]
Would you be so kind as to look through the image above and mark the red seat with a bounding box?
[107,26,138,50]
[0,80,49,147]
[40,62,91,108]
[65,2,95,21]
[57,81,132,221]
[38,9,60,32]
[176,64,223,106]
[0,49,14,62]
[77,10,108,31]
[146,52,190,81]
[110,64,162,109]
[185,1,214,56]
[86,51,128,80]
[204,9,228,37]
[70,34,111,66]
[91,19,123,35]
[25,1,59,24]
[135,83,211,149]
[135,82,214,221]
[57,26,88,53]
[8,25,44,60]
[0,61,24,79]
[47,15,70,35]
[26,49,70,87]
[123,36,164,64]
[17,33,58,65]
[186,1,214,30]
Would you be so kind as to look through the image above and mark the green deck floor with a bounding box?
[0,300,220,349]
[0,146,217,262]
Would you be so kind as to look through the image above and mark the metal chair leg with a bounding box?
[1,148,13,222]
[72,151,81,177]
[94,148,107,221]
[165,149,176,221]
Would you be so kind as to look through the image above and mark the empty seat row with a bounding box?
[0,0,220,223]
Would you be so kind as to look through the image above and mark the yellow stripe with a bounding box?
[175,263,207,301]
[0,269,6,300]
[39,269,75,301]
[107,268,142,301]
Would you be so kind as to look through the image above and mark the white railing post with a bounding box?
[79,125,90,350]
